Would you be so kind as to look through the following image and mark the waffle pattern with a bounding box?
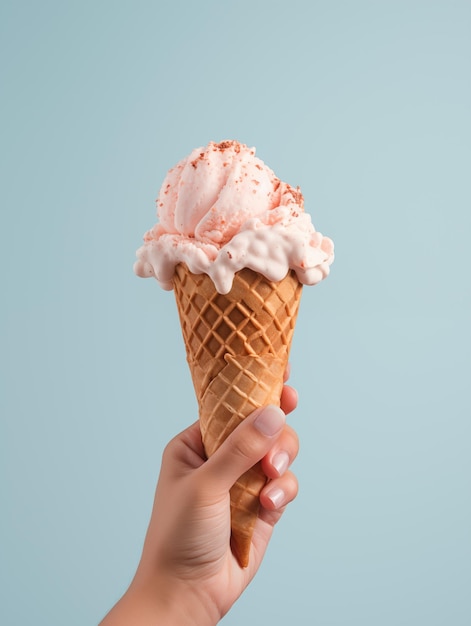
[230,462,267,567]
[173,264,302,397]
[200,354,285,455]
[173,264,302,567]
[200,354,285,567]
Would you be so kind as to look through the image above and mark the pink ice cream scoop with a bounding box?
[134,140,334,294]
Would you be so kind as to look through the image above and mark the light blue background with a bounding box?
[1,1,470,624]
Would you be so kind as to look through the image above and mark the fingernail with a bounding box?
[253,405,285,436]
[266,487,285,509]
[272,450,290,476]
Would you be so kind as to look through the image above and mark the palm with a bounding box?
[135,382,298,623]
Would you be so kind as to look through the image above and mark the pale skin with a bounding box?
[100,367,299,626]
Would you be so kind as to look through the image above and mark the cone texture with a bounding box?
[173,263,302,567]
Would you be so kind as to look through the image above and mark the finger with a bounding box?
[161,421,206,473]
[280,384,298,415]
[200,405,286,491]
[248,467,298,571]
[259,470,299,524]
[260,423,299,479]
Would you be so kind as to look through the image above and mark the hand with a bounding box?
[100,370,299,626]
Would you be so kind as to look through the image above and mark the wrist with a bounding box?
[122,572,220,626]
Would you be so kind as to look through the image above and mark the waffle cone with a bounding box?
[173,263,302,567]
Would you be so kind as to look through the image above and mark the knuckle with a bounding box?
[286,471,299,499]
[231,437,260,463]
[161,434,181,463]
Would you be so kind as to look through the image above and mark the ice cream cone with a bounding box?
[135,141,334,566]
[173,263,302,567]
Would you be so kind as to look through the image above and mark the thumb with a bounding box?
[200,405,286,491]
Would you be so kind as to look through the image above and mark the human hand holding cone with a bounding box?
[134,140,334,567]
[173,264,302,567]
